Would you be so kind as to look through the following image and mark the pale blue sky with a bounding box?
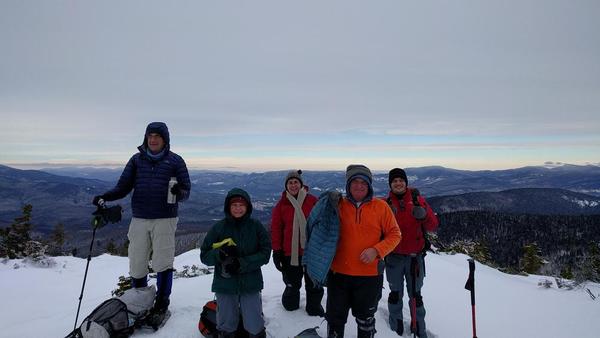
[1,0,599,171]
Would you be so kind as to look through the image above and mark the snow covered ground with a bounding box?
[1,250,599,338]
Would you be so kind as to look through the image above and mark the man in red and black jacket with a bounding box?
[384,168,438,338]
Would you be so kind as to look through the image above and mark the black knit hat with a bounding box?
[285,169,303,188]
[388,168,408,187]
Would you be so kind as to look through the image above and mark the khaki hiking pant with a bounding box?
[128,217,178,278]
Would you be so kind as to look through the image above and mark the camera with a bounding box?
[92,205,123,228]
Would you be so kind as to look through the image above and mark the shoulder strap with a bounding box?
[385,196,397,214]
[410,188,421,206]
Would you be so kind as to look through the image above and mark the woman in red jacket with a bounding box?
[270,170,324,316]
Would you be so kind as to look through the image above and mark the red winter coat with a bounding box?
[270,188,318,256]
[384,188,438,255]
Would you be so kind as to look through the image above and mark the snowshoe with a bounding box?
[136,309,171,331]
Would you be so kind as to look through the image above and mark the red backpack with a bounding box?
[198,300,249,338]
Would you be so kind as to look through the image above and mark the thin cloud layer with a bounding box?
[1,0,599,169]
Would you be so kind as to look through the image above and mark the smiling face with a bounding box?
[230,201,247,218]
[349,177,369,202]
[390,177,407,195]
[146,133,165,153]
[286,178,302,196]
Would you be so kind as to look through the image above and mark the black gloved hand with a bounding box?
[223,257,241,275]
[412,206,427,220]
[170,183,181,197]
[272,250,285,272]
[218,245,239,262]
[92,195,105,206]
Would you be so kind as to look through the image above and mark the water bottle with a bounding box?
[167,177,177,204]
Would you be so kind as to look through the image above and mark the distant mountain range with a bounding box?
[2,163,600,257]
[428,188,600,215]
[40,163,600,197]
[3,163,600,230]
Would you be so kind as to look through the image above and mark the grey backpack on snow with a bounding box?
[65,285,156,338]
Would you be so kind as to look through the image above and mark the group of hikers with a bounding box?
[92,122,439,338]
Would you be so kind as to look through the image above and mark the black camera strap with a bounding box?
[411,189,432,256]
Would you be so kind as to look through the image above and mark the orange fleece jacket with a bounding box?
[331,197,401,276]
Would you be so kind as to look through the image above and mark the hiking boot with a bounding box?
[282,286,300,311]
[357,329,375,338]
[249,328,267,338]
[146,308,170,330]
[327,324,344,338]
[394,319,403,336]
[153,297,170,313]
[147,298,170,330]
[306,304,325,317]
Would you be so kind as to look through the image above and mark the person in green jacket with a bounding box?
[200,188,272,338]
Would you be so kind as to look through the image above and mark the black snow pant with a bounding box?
[325,271,383,338]
[281,255,324,315]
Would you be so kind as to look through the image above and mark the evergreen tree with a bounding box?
[106,238,118,255]
[51,223,65,247]
[111,276,133,297]
[579,242,600,282]
[47,223,66,256]
[0,204,34,259]
[472,240,493,266]
[118,240,129,257]
[521,242,544,274]
[560,265,574,280]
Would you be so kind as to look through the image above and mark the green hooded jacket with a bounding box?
[200,188,272,294]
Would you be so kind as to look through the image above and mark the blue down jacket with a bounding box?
[102,122,191,219]
[303,191,341,287]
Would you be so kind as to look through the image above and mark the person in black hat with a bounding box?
[92,122,191,327]
[384,167,438,337]
[271,170,324,316]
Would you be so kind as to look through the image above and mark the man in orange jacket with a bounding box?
[326,164,401,338]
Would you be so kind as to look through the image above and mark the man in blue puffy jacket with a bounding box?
[93,121,191,327]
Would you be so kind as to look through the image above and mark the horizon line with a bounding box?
[2,161,599,173]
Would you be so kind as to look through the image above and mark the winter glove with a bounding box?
[412,206,427,220]
[410,189,427,220]
[272,250,285,272]
[218,245,239,262]
[92,195,105,206]
[223,257,241,275]
[170,183,181,197]
[91,205,123,228]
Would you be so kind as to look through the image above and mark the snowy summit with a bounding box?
[1,250,599,338]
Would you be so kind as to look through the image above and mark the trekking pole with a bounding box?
[73,202,106,331]
[409,254,418,338]
[464,258,477,338]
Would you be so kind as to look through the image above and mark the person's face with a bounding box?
[390,177,407,195]
[286,178,302,196]
[230,201,247,218]
[147,133,165,153]
[349,178,369,202]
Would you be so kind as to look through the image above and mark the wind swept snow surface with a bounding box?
[1,251,598,337]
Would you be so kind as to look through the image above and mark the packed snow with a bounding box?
[1,250,599,338]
